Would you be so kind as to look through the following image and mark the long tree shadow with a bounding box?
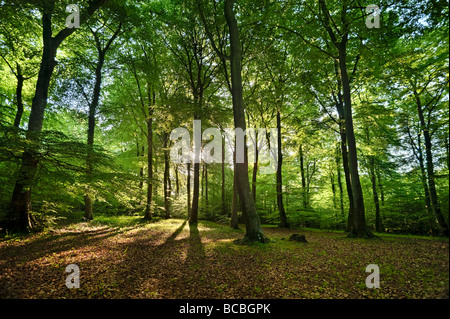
[0,225,132,298]
[0,226,122,267]
[164,220,187,245]
[108,219,190,297]
[182,223,207,298]
[186,223,206,263]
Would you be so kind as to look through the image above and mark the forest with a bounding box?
[0,0,448,301]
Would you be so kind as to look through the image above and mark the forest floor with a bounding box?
[0,216,448,299]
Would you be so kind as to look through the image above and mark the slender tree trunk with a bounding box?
[306,159,316,208]
[144,90,154,220]
[276,110,288,227]
[445,135,449,172]
[230,150,239,229]
[338,116,354,232]
[9,11,58,232]
[415,93,449,237]
[366,128,382,232]
[205,163,209,208]
[201,162,205,199]
[318,0,370,237]
[175,164,180,197]
[299,144,307,209]
[164,132,171,219]
[336,144,345,220]
[83,23,121,221]
[139,145,145,190]
[224,0,267,243]
[369,156,382,232]
[190,145,200,224]
[333,59,354,232]
[376,164,384,206]
[252,131,258,203]
[415,133,433,217]
[222,134,226,215]
[13,64,25,128]
[83,52,105,221]
[338,44,372,238]
[330,171,337,213]
[187,162,191,219]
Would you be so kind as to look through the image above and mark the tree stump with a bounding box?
[289,233,308,243]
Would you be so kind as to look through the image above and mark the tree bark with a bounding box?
[415,92,449,237]
[318,0,371,238]
[299,144,307,209]
[336,144,345,221]
[230,150,239,229]
[9,9,62,231]
[189,118,201,224]
[187,162,191,219]
[252,130,258,203]
[139,144,145,190]
[330,171,337,210]
[370,156,383,232]
[164,132,171,219]
[376,164,384,206]
[276,110,288,227]
[337,44,372,238]
[222,133,226,214]
[339,47,371,238]
[144,89,155,220]
[8,0,107,232]
[205,163,209,208]
[13,64,25,128]
[175,164,180,197]
[224,0,267,243]
[83,50,105,221]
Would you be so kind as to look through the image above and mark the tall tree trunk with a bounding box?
[306,159,316,208]
[299,144,307,209]
[175,164,180,197]
[230,150,239,229]
[370,156,382,232]
[9,10,59,232]
[415,92,449,237]
[276,110,288,227]
[224,0,267,243]
[187,162,191,219]
[376,164,384,206]
[205,163,209,208]
[8,0,107,231]
[164,132,171,219]
[222,133,226,215]
[190,116,201,225]
[83,23,121,221]
[412,131,433,219]
[252,130,258,203]
[144,90,154,220]
[139,145,145,190]
[333,59,354,232]
[330,171,336,209]
[366,129,382,232]
[83,52,105,221]
[338,44,372,238]
[338,115,354,232]
[13,64,25,128]
[319,0,370,237]
[201,162,205,199]
[445,135,449,172]
[336,144,345,220]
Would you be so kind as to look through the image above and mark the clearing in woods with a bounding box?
[0,217,448,299]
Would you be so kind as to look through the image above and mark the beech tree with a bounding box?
[6,0,109,231]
